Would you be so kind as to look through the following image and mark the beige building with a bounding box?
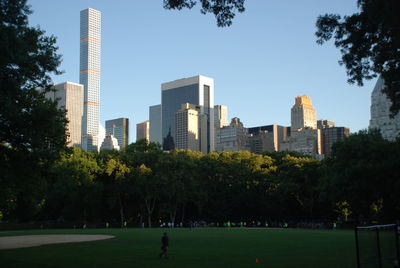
[291,95,317,131]
[136,120,150,142]
[248,125,290,154]
[46,82,83,148]
[280,95,322,157]
[175,103,200,151]
[280,128,322,156]
[216,117,249,152]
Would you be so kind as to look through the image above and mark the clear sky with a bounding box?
[29,0,376,142]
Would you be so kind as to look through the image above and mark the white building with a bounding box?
[47,82,83,148]
[149,104,162,144]
[80,8,101,152]
[370,78,400,141]
[161,75,214,153]
[100,135,120,151]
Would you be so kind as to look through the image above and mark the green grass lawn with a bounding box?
[0,228,356,268]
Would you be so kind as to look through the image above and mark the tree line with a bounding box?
[1,130,399,227]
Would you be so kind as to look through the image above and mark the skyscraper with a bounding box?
[105,118,129,149]
[280,95,322,157]
[248,124,290,153]
[175,103,200,151]
[291,95,317,131]
[214,105,229,129]
[80,8,101,152]
[216,117,249,152]
[149,104,162,144]
[370,78,400,141]
[136,120,150,142]
[161,75,214,153]
[46,82,83,148]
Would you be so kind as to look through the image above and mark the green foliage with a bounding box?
[0,0,66,222]
[316,0,400,115]
[323,129,400,221]
[163,0,245,27]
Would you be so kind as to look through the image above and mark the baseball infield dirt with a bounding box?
[0,234,114,250]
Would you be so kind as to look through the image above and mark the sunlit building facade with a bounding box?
[106,118,129,149]
[161,75,214,153]
[80,8,101,152]
[47,82,83,148]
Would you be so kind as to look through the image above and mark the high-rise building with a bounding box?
[161,75,214,153]
[216,117,249,152]
[46,82,83,148]
[370,78,400,141]
[321,127,350,155]
[149,104,162,144]
[248,125,290,153]
[291,95,317,131]
[105,118,129,149]
[280,95,322,157]
[214,105,229,147]
[136,120,150,142]
[214,105,229,129]
[80,8,101,152]
[175,103,200,151]
[100,134,120,151]
[317,120,335,129]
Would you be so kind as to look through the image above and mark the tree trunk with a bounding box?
[180,203,185,224]
[119,194,124,228]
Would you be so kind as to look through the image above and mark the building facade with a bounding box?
[80,8,101,152]
[47,82,83,148]
[321,127,350,155]
[280,95,322,157]
[317,120,335,129]
[149,104,162,144]
[100,135,120,151]
[291,95,317,131]
[216,117,249,152]
[136,120,150,142]
[248,125,290,153]
[161,75,214,153]
[370,78,400,141]
[105,118,129,149]
[175,103,200,151]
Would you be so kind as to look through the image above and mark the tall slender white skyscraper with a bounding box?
[80,8,101,152]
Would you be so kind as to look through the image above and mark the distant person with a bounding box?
[123,221,127,228]
[159,232,169,259]
[106,222,109,228]
[333,222,337,230]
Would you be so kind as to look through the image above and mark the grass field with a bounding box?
[0,228,356,268]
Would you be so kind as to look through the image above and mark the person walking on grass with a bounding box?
[159,232,169,259]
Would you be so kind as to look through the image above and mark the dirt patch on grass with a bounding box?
[0,234,114,250]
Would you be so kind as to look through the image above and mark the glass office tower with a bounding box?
[161,75,214,153]
[80,8,101,152]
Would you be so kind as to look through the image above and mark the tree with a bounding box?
[316,0,400,115]
[163,0,245,27]
[0,0,66,221]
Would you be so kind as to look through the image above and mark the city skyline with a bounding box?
[29,1,377,143]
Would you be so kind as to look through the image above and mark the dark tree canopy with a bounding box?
[163,0,245,27]
[316,0,400,116]
[0,0,66,220]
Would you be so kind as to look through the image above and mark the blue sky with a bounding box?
[29,0,376,142]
